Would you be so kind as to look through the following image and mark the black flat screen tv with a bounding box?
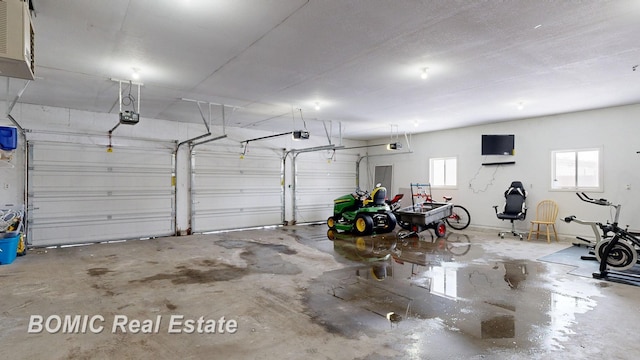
[482,134,514,155]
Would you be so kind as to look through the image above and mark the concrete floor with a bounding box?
[1,225,639,360]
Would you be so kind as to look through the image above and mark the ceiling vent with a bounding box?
[0,0,35,80]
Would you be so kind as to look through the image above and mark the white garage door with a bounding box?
[27,141,175,247]
[191,146,283,232]
[294,151,358,223]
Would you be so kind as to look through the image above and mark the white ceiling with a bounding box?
[11,0,640,140]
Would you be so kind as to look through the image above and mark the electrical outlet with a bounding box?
[3,183,8,190]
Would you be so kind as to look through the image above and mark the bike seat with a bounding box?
[443,196,452,201]
[387,194,404,204]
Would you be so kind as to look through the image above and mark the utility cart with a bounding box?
[394,183,453,238]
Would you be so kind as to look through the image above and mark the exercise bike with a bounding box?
[564,193,618,255]
[564,193,640,285]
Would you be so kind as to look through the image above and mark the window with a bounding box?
[429,157,457,188]
[551,148,601,191]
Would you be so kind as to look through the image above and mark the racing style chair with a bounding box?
[493,181,528,239]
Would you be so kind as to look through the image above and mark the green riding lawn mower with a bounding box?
[326,185,398,236]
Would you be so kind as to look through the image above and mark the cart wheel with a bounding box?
[434,221,447,238]
[327,216,337,229]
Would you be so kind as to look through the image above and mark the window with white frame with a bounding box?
[429,157,457,188]
[551,148,601,190]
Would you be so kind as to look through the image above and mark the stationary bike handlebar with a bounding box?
[576,192,611,206]
[574,192,622,228]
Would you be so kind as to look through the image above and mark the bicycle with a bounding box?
[433,195,471,230]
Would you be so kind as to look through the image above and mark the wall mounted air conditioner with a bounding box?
[0,0,35,80]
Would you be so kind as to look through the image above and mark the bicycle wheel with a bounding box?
[444,232,471,256]
[446,205,471,230]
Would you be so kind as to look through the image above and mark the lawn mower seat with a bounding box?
[364,185,387,206]
[493,181,528,239]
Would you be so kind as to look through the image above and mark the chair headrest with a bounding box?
[505,181,526,198]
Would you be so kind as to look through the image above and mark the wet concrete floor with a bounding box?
[0,224,639,359]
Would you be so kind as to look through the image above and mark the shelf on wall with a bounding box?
[482,161,516,166]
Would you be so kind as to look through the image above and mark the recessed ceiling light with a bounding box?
[421,68,429,80]
[534,24,542,29]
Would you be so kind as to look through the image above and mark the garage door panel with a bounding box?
[32,146,170,167]
[31,174,169,191]
[33,195,171,216]
[295,152,358,223]
[31,215,172,246]
[192,147,283,232]
[194,174,282,190]
[196,152,281,168]
[194,191,281,210]
[28,141,175,247]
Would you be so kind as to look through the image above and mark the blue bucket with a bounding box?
[0,126,17,151]
[0,235,19,265]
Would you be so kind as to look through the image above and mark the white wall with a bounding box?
[1,102,365,236]
[4,101,638,239]
[364,104,640,238]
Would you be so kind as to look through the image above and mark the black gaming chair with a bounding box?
[493,181,528,239]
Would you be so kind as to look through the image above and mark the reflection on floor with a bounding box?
[306,230,550,344]
[1,224,639,359]
[293,225,633,358]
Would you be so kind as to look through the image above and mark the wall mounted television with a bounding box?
[482,134,515,155]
